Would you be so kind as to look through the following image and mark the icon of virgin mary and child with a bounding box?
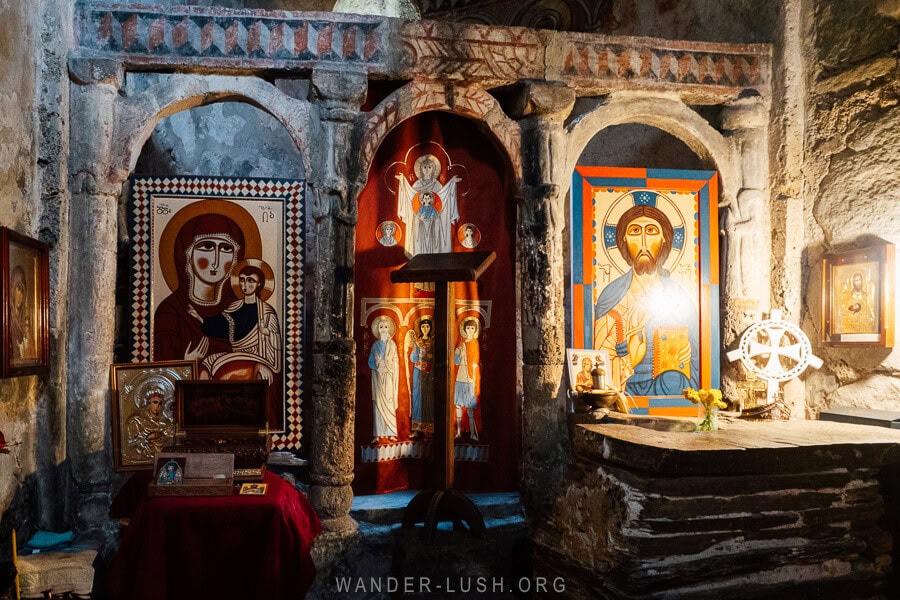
[152,206,282,424]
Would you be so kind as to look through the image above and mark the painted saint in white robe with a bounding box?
[396,153,461,258]
[368,316,399,442]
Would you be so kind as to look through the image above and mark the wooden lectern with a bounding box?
[390,250,495,543]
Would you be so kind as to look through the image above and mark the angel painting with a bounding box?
[392,146,465,259]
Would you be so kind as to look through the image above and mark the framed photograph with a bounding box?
[1,227,50,378]
[109,360,197,471]
[239,483,268,496]
[566,348,612,392]
[129,176,305,450]
[822,244,895,347]
[570,167,719,417]
[176,379,268,435]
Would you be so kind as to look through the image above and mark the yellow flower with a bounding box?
[683,387,726,409]
[682,388,701,403]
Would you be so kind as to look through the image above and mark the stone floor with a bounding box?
[308,491,533,599]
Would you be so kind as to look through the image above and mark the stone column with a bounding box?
[66,59,122,535]
[513,82,576,517]
[306,68,367,536]
[771,0,810,420]
[720,96,777,413]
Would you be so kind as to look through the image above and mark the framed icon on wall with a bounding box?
[822,243,895,347]
[1,227,50,378]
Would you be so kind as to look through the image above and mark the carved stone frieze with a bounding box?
[548,34,770,100]
[77,4,387,71]
[74,4,770,100]
[399,20,544,82]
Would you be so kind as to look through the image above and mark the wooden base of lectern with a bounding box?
[390,251,496,545]
[402,488,486,544]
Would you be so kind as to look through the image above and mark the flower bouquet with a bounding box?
[682,388,726,431]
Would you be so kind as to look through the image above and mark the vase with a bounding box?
[697,404,719,431]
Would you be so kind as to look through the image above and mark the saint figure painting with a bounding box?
[131,177,305,447]
[570,167,720,416]
[392,146,465,258]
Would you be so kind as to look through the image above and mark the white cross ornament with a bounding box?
[726,309,823,405]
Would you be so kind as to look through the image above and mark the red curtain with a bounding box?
[353,112,518,494]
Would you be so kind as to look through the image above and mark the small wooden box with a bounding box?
[148,452,234,497]
[166,380,270,482]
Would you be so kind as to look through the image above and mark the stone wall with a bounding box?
[535,418,900,599]
[800,0,899,417]
[576,124,706,170]
[421,0,778,42]
[130,76,306,181]
[0,0,70,556]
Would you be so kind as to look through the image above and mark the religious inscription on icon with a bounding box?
[453,317,482,441]
[591,193,698,396]
[389,144,468,258]
[368,315,399,443]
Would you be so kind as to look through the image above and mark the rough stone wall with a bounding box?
[0,0,70,556]
[131,83,306,181]
[801,0,899,417]
[422,0,778,41]
[576,124,706,170]
[535,420,900,599]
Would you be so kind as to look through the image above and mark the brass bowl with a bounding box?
[579,390,619,409]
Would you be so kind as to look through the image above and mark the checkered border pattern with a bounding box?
[130,176,305,451]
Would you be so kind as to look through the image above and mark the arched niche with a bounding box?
[133,102,306,180]
[111,82,313,451]
[576,124,708,171]
[111,75,313,188]
[566,93,738,200]
[351,110,520,495]
[566,94,732,413]
[357,80,523,189]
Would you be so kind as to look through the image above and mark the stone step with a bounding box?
[351,491,522,525]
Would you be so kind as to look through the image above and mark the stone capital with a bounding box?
[67,55,123,88]
[510,81,576,121]
[721,96,768,131]
[310,68,368,112]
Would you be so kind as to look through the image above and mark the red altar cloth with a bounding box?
[107,471,321,600]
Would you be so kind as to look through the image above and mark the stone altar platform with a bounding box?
[535,416,900,599]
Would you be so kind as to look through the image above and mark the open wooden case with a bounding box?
[165,380,271,482]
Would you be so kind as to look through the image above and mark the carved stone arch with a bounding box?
[109,75,314,187]
[356,80,523,186]
[566,93,740,203]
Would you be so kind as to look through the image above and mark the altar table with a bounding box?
[107,471,320,600]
